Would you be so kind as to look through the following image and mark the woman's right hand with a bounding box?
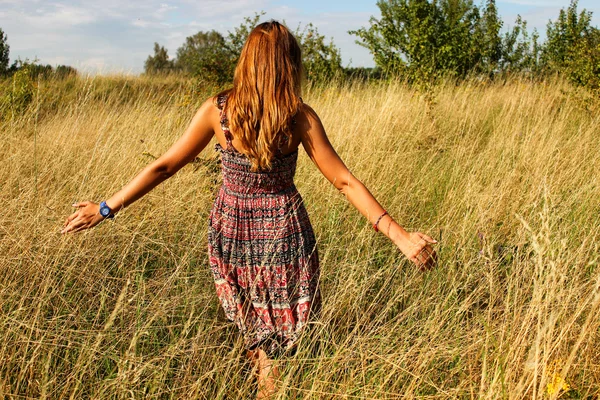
[61,202,104,234]
[396,232,438,271]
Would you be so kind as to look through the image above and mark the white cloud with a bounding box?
[12,4,97,29]
[132,18,151,28]
[77,57,108,72]
[14,0,599,73]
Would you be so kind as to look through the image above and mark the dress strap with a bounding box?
[224,130,234,148]
[217,94,234,149]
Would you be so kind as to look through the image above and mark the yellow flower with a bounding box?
[546,359,570,396]
[546,373,570,395]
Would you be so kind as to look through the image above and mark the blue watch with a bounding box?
[99,201,114,219]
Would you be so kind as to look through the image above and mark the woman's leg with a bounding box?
[247,348,280,399]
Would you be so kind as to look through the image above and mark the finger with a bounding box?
[63,216,74,228]
[63,222,83,234]
[61,222,75,234]
[416,244,431,257]
[72,201,90,208]
[426,255,436,270]
[419,233,438,244]
[420,245,433,258]
[67,212,79,222]
[411,255,427,271]
[411,256,421,268]
[416,251,429,266]
[63,216,85,233]
[424,249,438,270]
[416,247,435,270]
[63,212,80,228]
[70,224,90,233]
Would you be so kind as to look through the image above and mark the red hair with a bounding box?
[221,21,303,171]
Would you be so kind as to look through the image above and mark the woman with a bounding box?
[62,21,436,398]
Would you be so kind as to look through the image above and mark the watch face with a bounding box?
[100,207,110,217]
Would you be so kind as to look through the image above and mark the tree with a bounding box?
[435,0,483,77]
[295,23,343,82]
[0,28,9,75]
[55,65,78,79]
[500,16,540,74]
[480,0,503,74]
[350,0,436,80]
[227,12,265,62]
[541,0,600,89]
[144,43,174,75]
[175,30,234,85]
[349,0,488,82]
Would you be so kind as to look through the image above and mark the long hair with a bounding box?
[222,21,303,171]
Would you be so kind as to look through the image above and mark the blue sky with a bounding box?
[1,0,598,74]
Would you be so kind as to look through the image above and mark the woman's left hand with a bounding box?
[396,231,438,271]
[61,202,104,234]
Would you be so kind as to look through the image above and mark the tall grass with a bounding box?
[0,74,599,398]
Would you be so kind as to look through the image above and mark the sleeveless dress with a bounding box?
[208,94,320,356]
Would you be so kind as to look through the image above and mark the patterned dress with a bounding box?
[208,95,320,356]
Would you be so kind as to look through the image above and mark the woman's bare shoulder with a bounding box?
[193,96,221,122]
[295,102,324,131]
[298,101,317,115]
[296,102,322,126]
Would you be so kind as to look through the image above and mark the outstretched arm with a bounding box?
[62,98,218,234]
[298,104,436,270]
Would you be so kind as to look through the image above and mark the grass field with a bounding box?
[0,75,599,399]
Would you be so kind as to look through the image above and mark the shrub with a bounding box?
[1,63,35,118]
[542,0,600,91]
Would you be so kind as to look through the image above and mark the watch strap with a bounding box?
[99,201,114,219]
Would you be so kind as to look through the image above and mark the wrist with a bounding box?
[391,226,411,249]
[99,201,115,219]
[373,210,388,232]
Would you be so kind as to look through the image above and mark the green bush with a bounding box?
[542,0,600,91]
[175,30,234,86]
[295,23,343,83]
[0,28,9,75]
[144,43,175,76]
[1,64,35,118]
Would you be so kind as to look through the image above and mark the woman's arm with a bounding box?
[62,98,218,234]
[298,104,437,270]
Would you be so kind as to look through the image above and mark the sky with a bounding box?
[1,0,599,74]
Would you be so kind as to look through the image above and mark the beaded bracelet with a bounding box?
[373,210,388,232]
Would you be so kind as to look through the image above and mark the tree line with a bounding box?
[351,0,599,90]
[146,1,599,91]
[144,13,345,84]
[0,28,77,80]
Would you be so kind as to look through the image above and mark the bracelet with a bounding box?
[373,210,388,232]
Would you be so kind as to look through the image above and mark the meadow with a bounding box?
[0,74,599,399]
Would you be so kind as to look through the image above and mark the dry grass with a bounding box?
[0,75,599,399]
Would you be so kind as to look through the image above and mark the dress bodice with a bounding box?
[216,143,298,196]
